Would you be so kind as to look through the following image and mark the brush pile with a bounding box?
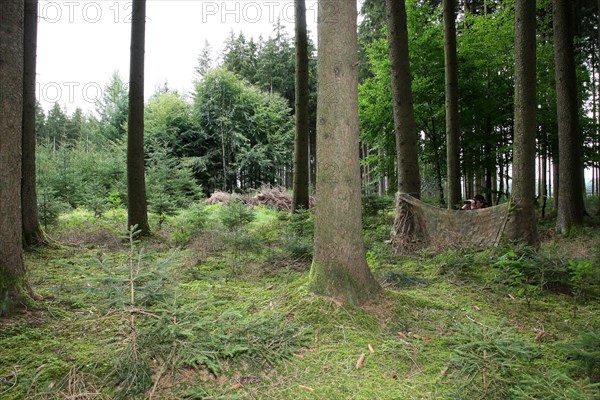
[206,187,314,211]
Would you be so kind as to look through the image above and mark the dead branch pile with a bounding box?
[205,191,233,205]
[205,187,314,211]
[247,187,293,211]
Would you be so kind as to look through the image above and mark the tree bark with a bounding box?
[22,0,46,246]
[386,0,423,252]
[127,0,150,235]
[309,0,381,305]
[553,0,585,232]
[386,0,421,198]
[292,0,310,211]
[444,0,461,209]
[1,0,28,314]
[508,0,538,246]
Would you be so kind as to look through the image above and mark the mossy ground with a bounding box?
[1,203,599,399]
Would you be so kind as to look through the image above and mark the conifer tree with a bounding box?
[309,0,381,304]
[127,0,150,235]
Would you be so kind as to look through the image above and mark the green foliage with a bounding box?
[362,194,394,217]
[447,322,540,399]
[221,21,315,116]
[563,330,600,381]
[145,89,195,158]
[112,344,153,399]
[568,259,599,317]
[508,370,599,399]
[433,249,477,277]
[272,208,314,263]
[37,187,69,229]
[488,246,600,311]
[106,191,122,209]
[218,199,255,232]
[95,71,129,141]
[167,203,209,245]
[192,68,294,193]
[142,304,308,376]
[36,140,127,210]
[492,248,541,306]
[146,145,202,229]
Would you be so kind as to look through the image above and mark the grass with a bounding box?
[1,203,599,399]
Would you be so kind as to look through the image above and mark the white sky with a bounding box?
[36,0,321,115]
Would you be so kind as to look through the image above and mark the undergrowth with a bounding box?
[1,203,599,399]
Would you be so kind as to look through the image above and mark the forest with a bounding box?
[1,0,599,398]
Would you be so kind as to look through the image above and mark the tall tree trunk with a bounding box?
[127,0,150,235]
[552,158,559,209]
[541,142,548,218]
[444,0,461,209]
[428,118,446,206]
[553,0,585,232]
[386,0,421,198]
[292,0,310,211]
[508,0,538,246]
[386,0,426,254]
[22,0,46,246]
[1,0,30,314]
[597,0,600,215]
[309,0,380,305]
[309,126,316,192]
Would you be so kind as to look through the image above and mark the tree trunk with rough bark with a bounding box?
[127,0,150,235]
[507,0,538,246]
[1,0,28,315]
[309,0,381,305]
[444,0,461,209]
[22,0,47,246]
[553,0,585,233]
[386,0,421,198]
[386,0,423,251]
[292,0,310,212]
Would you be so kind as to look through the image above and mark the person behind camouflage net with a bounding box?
[461,194,488,210]
[391,193,509,254]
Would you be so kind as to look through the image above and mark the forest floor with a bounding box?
[1,200,599,399]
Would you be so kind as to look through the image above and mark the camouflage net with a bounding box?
[391,193,510,255]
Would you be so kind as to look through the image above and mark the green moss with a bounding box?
[0,269,30,317]
[308,261,381,305]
